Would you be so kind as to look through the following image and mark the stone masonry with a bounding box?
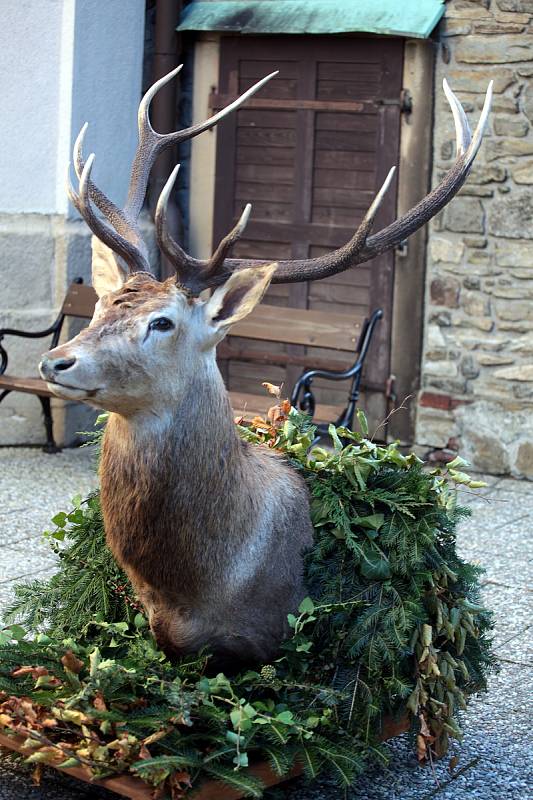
[417,0,533,477]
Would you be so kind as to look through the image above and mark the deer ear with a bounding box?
[91,238,129,298]
[204,263,277,337]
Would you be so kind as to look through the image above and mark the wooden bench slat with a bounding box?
[230,390,344,425]
[61,283,98,318]
[0,375,54,397]
[230,304,362,351]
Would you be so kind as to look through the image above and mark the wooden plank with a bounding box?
[0,718,409,800]
[314,150,375,170]
[235,200,293,223]
[61,283,97,318]
[0,375,54,396]
[315,112,378,133]
[239,78,298,100]
[211,95,371,113]
[317,78,381,102]
[236,128,296,148]
[236,163,295,185]
[313,186,374,209]
[230,304,362,350]
[315,129,376,152]
[314,168,376,191]
[317,61,381,81]
[237,145,295,166]
[237,109,297,129]
[219,342,352,372]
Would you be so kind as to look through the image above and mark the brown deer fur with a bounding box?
[41,271,314,665]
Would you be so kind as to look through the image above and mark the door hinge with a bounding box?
[400,89,413,115]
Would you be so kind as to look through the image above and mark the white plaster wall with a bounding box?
[0,0,64,213]
[0,0,145,216]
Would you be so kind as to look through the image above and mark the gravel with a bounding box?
[0,453,531,799]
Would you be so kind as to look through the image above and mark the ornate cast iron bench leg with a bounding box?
[290,309,383,441]
[39,396,61,454]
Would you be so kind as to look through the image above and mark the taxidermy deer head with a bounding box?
[39,69,492,665]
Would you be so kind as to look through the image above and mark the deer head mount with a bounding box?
[38,69,492,664]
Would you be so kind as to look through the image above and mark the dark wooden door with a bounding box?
[212,35,403,427]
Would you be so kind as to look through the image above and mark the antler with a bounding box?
[156,79,493,292]
[68,67,278,275]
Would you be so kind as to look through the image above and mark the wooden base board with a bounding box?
[0,715,410,799]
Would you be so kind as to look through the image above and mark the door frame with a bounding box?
[187,33,434,444]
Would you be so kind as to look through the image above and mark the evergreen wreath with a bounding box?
[0,396,496,798]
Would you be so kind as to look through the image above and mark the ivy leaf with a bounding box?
[298,597,315,615]
[356,409,369,435]
[360,548,391,580]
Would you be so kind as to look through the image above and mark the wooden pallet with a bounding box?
[0,716,409,799]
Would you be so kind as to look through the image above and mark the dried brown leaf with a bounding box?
[61,651,84,675]
[262,382,281,398]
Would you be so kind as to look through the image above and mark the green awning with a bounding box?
[178,0,445,39]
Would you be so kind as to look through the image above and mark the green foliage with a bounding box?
[0,409,496,796]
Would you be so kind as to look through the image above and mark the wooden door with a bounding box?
[212,35,403,428]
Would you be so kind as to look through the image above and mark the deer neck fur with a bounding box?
[99,355,267,604]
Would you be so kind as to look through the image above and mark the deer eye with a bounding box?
[148,317,175,332]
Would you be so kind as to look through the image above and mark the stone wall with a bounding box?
[417,0,533,477]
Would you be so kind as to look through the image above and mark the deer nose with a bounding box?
[39,355,77,380]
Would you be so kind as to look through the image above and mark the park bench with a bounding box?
[0,279,381,452]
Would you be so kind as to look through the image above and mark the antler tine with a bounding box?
[155,166,252,294]
[215,80,493,285]
[69,154,150,273]
[127,67,279,219]
[71,67,278,278]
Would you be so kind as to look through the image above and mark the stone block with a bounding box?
[455,36,533,64]
[522,83,533,123]
[484,95,518,114]
[445,68,515,94]
[466,431,511,473]
[478,354,515,365]
[429,236,465,263]
[515,440,533,479]
[423,360,458,378]
[496,299,533,321]
[494,364,533,381]
[463,275,481,289]
[444,197,484,233]
[512,161,533,184]
[485,139,533,161]
[416,407,458,450]
[430,276,460,307]
[493,116,529,137]
[461,290,491,316]
[460,354,480,378]
[0,217,54,309]
[468,165,507,184]
[495,241,533,267]
[454,314,494,331]
[488,190,533,238]
[427,324,446,348]
[496,0,533,11]
[464,236,488,247]
[474,21,526,33]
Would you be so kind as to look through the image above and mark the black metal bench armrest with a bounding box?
[0,314,64,375]
[290,309,383,430]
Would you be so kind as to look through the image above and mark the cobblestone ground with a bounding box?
[0,447,531,800]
